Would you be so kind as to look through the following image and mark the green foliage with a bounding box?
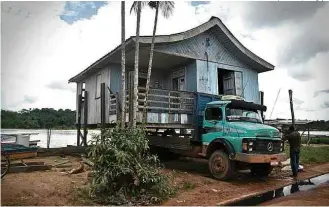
[182,181,196,190]
[1,108,76,129]
[87,126,175,205]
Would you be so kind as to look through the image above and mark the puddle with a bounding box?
[226,173,329,206]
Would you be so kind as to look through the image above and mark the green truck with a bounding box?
[148,94,286,180]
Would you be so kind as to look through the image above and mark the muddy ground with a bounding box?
[1,156,329,206]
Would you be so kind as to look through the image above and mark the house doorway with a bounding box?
[218,69,243,96]
[172,76,185,91]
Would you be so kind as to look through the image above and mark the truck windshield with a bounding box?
[226,108,263,123]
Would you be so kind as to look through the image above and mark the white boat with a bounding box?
[1,133,40,147]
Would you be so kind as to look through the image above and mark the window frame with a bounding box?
[205,107,223,121]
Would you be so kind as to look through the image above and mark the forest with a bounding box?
[1,108,76,129]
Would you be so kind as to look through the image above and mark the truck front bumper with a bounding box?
[234,153,287,166]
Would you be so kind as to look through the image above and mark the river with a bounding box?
[1,129,328,148]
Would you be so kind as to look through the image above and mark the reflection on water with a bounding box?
[1,129,101,148]
[228,173,329,206]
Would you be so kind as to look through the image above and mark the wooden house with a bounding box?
[69,16,274,130]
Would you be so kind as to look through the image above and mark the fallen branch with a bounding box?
[82,157,94,167]
[52,160,70,167]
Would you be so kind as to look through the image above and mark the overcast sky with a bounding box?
[1,1,329,120]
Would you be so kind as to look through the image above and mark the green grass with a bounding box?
[285,145,329,164]
[301,137,329,145]
[182,181,196,190]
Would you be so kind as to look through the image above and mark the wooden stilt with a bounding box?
[77,94,82,146]
[307,124,311,146]
[101,83,106,140]
[288,89,295,129]
[83,91,88,146]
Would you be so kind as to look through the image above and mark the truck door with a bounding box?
[202,107,224,144]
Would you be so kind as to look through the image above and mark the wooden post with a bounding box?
[307,124,311,146]
[288,89,295,129]
[260,91,264,122]
[128,71,134,127]
[47,128,51,148]
[101,83,106,140]
[83,91,88,146]
[77,94,82,146]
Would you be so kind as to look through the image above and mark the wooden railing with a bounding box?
[125,87,195,114]
[109,93,118,115]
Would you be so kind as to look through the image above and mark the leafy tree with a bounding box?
[87,126,175,205]
[1,108,76,129]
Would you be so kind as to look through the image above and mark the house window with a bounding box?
[218,69,243,96]
[81,82,85,98]
[95,74,101,98]
[205,107,222,121]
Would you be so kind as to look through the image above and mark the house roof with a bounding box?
[69,16,275,83]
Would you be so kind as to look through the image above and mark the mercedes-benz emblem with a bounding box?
[267,142,273,152]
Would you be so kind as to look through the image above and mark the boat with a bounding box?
[1,133,40,159]
[1,133,40,147]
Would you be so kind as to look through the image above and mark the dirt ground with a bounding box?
[263,182,329,206]
[1,156,329,206]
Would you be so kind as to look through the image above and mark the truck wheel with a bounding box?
[208,150,235,180]
[250,164,273,177]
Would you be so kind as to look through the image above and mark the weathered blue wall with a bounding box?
[109,64,121,93]
[186,61,197,91]
[196,60,259,104]
[155,31,249,69]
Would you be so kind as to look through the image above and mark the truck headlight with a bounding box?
[249,148,253,152]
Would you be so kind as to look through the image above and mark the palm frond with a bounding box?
[130,1,149,14]
[159,1,175,18]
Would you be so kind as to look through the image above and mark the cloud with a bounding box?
[240,2,326,29]
[59,1,108,25]
[46,80,75,93]
[314,89,329,98]
[24,96,38,104]
[322,101,329,109]
[276,3,329,66]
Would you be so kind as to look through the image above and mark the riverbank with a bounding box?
[2,155,329,206]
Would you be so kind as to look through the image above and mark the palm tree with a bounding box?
[142,1,175,122]
[130,1,142,128]
[120,1,126,128]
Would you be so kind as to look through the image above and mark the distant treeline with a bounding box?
[308,120,329,131]
[1,108,76,129]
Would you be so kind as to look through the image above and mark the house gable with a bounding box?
[154,30,249,70]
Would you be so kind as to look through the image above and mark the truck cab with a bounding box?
[201,99,286,180]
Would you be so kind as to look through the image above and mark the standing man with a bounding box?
[282,126,301,178]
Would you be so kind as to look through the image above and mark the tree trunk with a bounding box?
[120,1,126,128]
[132,1,141,128]
[143,3,159,123]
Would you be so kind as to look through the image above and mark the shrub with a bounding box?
[87,126,175,205]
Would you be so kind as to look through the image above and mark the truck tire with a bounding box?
[208,150,235,180]
[250,163,273,177]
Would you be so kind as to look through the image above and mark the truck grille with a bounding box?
[253,139,282,154]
